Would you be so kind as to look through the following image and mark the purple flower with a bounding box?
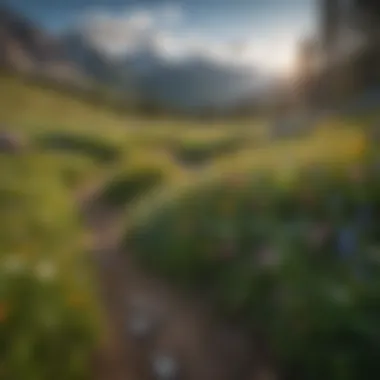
[337,226,358,260]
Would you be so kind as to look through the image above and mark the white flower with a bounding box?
[35,261,57,281]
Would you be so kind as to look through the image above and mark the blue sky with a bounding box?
[7,0,318,74]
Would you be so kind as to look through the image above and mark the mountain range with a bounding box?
[0,4,276,110]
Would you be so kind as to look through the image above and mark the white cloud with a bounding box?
[77,5,299,74]
[80,8,156,55]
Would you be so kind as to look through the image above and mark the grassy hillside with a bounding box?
[0,72,132,132]
[0,71,268,134]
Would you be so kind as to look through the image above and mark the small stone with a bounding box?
[128,312,155,338]
[151,353,180,380]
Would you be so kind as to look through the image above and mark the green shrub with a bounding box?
[99,165,167,207]
[34,131,121,163]
[99,148,185,208]
[124,157,380,379]
[172,135,245,166]
[0,154,99,380]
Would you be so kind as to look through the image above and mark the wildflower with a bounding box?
[336,226,358,260]
[35,261,57,281]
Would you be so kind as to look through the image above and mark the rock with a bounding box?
[128,311,157,339]
[151,353,180,380]
[127,294,164,339]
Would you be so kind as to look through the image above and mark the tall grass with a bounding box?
[0,153,100,380]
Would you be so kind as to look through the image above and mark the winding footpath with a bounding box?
[78,179,273,380]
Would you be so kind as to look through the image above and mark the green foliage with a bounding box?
[34,131,121,164]
[99,164,168,208]
[172,135,246,165]
[46,154,98,190]
[125,156,380,379]
[0,154,99,380]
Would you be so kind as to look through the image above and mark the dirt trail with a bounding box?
[80,188,269,380]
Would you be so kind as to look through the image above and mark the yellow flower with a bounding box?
[68,294,84,308]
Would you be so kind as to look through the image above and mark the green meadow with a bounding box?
[0,72,379,379]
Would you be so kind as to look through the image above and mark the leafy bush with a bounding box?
[172,135,245,166]
[100,168,165,207]
[34,131,121,163]
[0,154,99,380]
[124,156,380,379]
[99,148,185,208]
